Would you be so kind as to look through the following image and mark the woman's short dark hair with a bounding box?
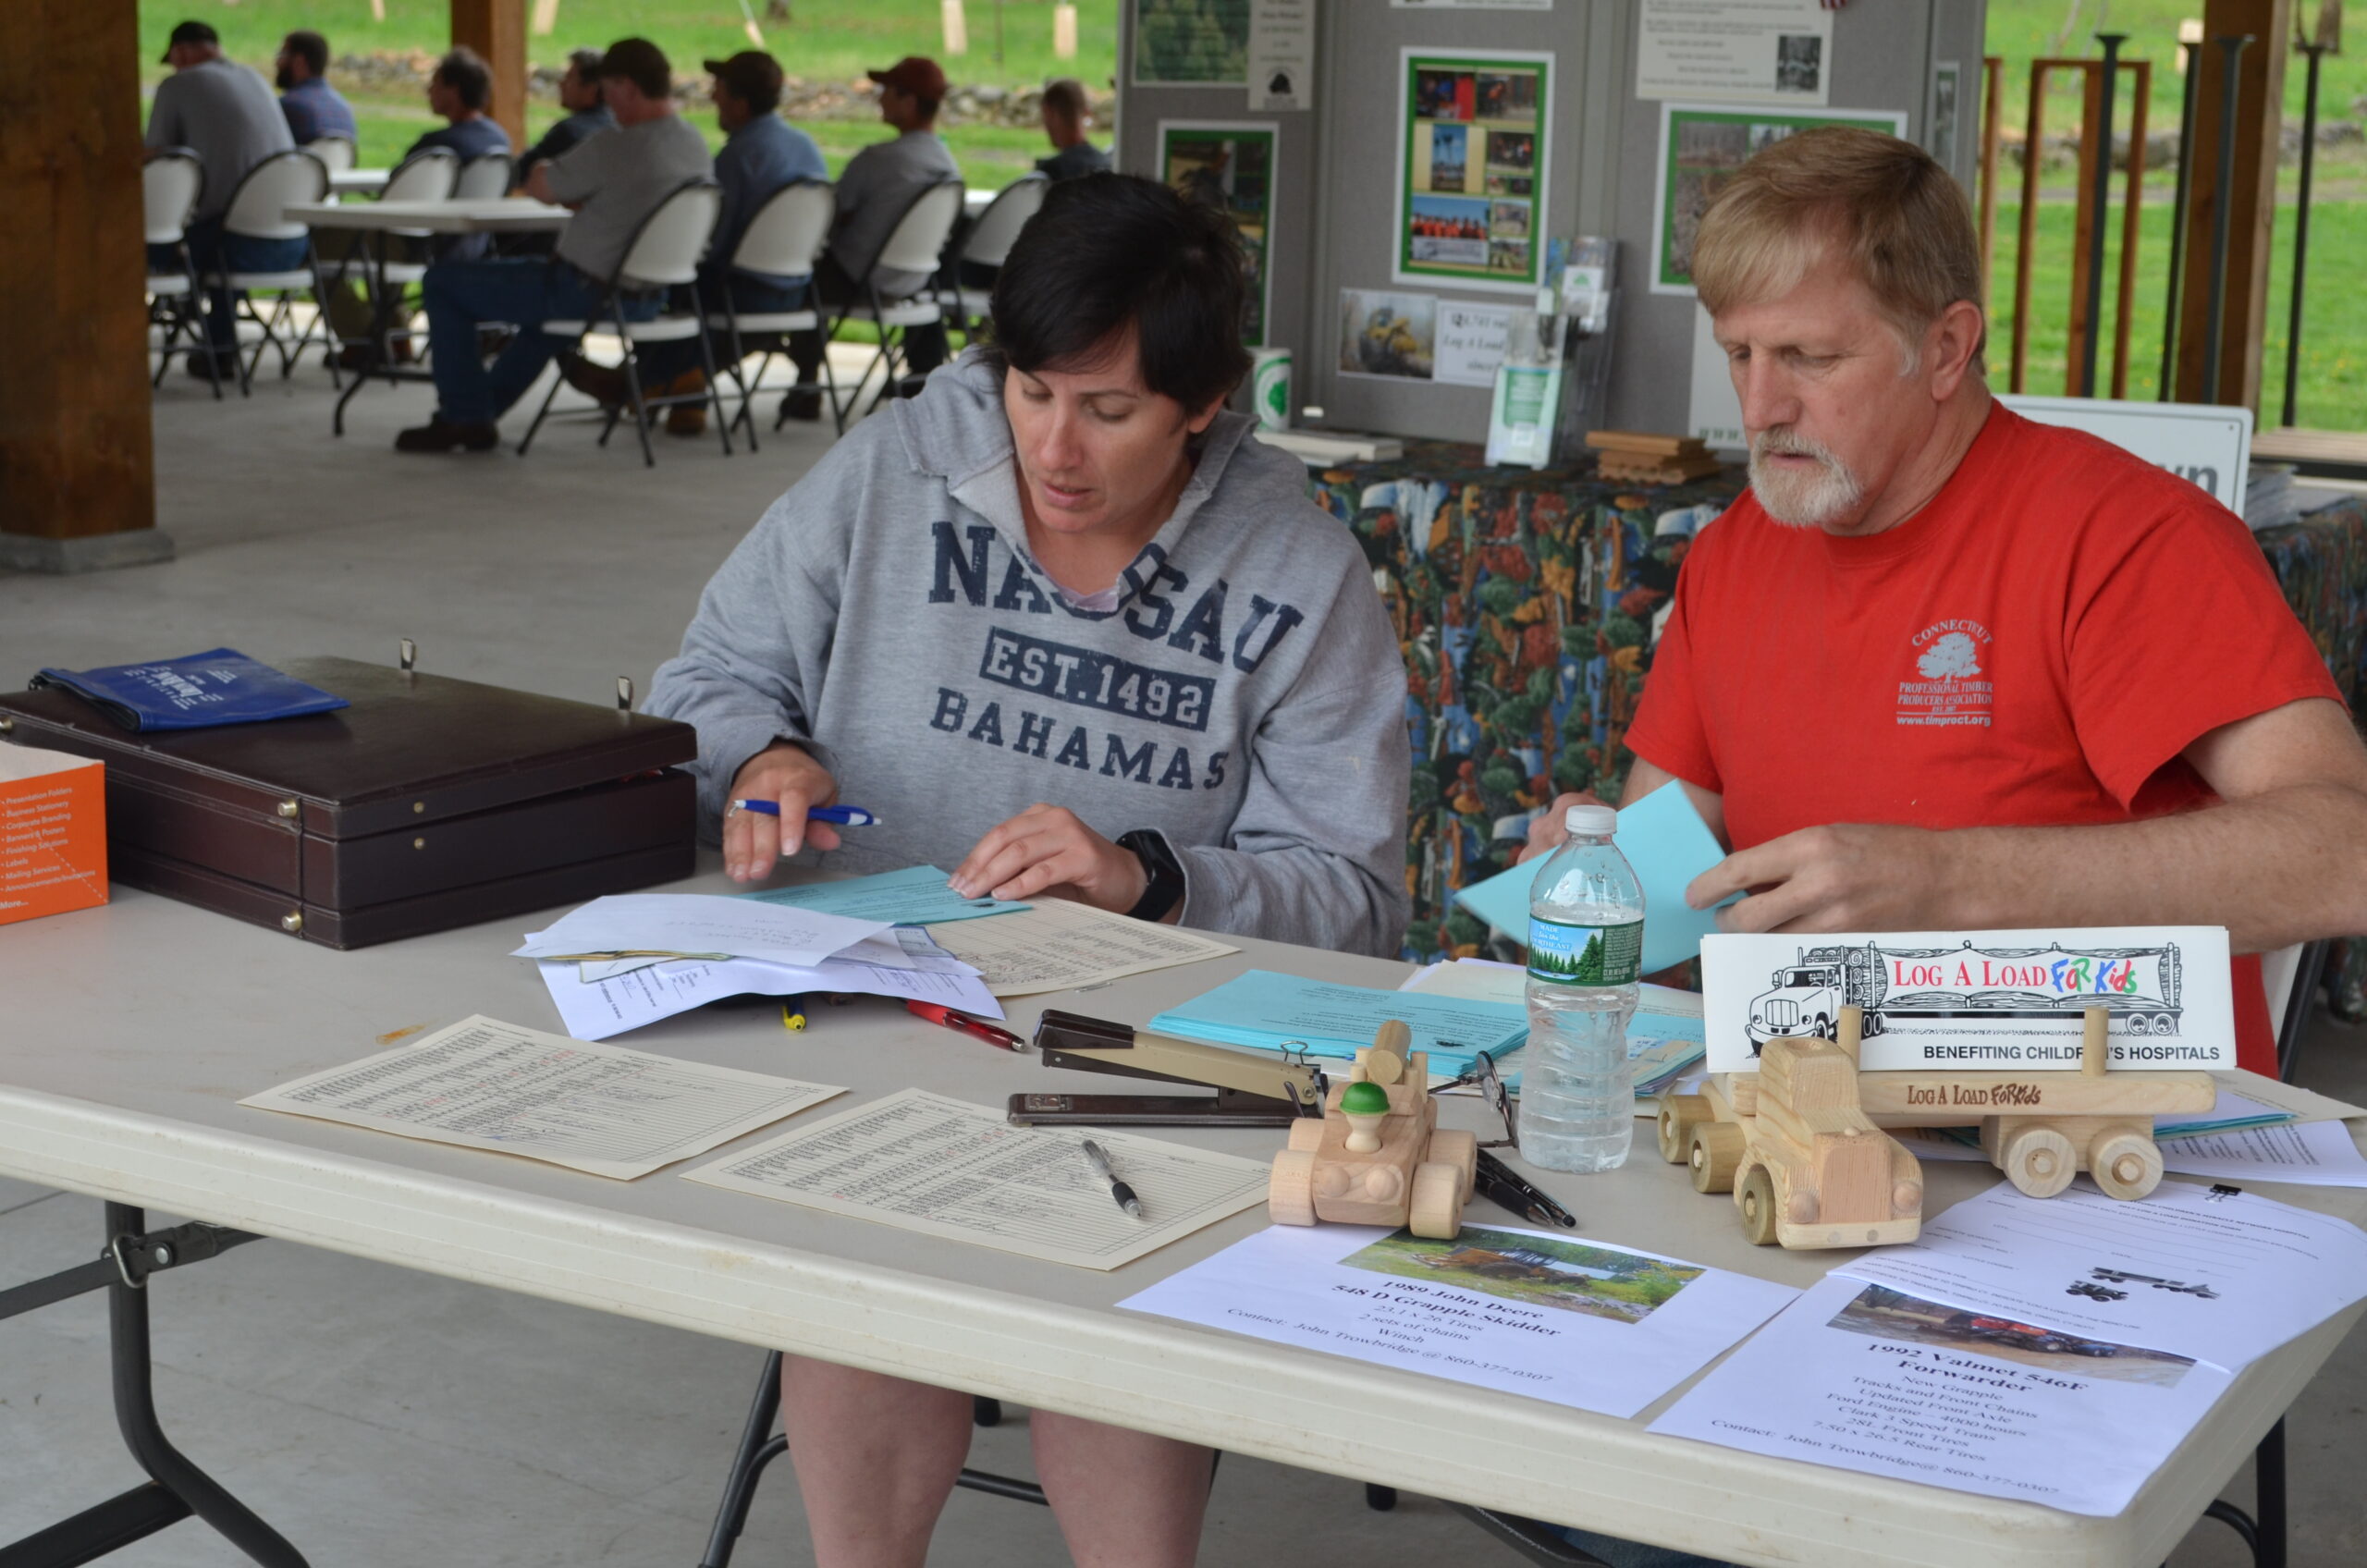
[435,46,493,112]
[987,174,1252,412]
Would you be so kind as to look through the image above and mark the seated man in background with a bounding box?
[395,38,711,453]
[1034,78,1110,181]
[779,55,962,422]
[275,30,355,147]
[588,48,826,436]
[144,19,299,379]
[317,47,517,361]
[1516,121,2367,1568]
[648,175,1407,1565]
[515,47,616,188]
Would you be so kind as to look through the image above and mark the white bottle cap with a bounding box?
[1564,803,1616,837]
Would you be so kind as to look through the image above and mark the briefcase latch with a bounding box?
[279,912,304,936]
[276,798,300,819]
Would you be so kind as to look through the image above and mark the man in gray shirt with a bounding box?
[145,20,302,374]
[781,55,963,421]
[398,37,713,453]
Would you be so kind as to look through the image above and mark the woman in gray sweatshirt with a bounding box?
[647,175,1409,1565]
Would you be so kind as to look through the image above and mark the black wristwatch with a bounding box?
[1118,828,1186,923]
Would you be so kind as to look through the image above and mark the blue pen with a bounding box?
[730,800,881,827]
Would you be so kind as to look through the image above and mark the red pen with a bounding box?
[905,1000,1026,1052]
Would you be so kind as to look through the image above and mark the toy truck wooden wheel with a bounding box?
[1999,1124,2078,1199]
[1286,1117,1327,1153]
[2091,1131,2165,1201]
[1687,1121,1746,1194]
[1655,1094,1711,1163]
[1269,1149,1318,1225]
[1736,1166,1780,1246]
[1428,1128,1479,1196]
[1408,1160,1466,1239]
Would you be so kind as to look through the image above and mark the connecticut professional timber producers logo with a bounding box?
[1896,619,1993,729]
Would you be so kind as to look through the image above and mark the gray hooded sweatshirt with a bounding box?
[646,350,1411,958]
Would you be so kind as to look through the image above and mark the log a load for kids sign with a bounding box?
[1699,927,2238,1075]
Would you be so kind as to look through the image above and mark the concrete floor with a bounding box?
[3,367,2365,1566]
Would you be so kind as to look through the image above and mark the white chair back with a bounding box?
[304,136,357,173]
[455,153,514,200]
[142,150,204,245]
[958,176,1048,270]
[617,181,723,288]
[730,181,834,280]
[222,151,329,240]
[872,181,965,282]
[381,147,460,202]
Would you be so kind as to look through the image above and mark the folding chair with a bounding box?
[201,150,334,395]
[454,152,515,200]
[520,178,733,468]
[302,135,356,173]
[319,146,460,370]
[703,179,833,453]
[142,147,221,399]
[948,174,1048,337]
[814,179,966,434]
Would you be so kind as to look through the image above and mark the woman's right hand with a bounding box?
[722,741,843,883]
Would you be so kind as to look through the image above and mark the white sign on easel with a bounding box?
[1999,395,2252,514]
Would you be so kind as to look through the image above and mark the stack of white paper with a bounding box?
[512,893,894,968]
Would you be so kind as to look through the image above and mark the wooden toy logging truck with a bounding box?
[1269,1020,1478,1239]
[1654,1005,2215,1248]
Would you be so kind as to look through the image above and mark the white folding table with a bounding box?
[2,868,2360,1568]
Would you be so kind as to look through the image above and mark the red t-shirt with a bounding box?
[1625,403,2345,1075]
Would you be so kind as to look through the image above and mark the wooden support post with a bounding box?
[2010,61,2048,394]
[2174,0,2291,407]
[0,0,172,574]
[451,0,530,155]
[2113,62,2151,398]
[1979,56,2004,311]
[2064,64,2105,396]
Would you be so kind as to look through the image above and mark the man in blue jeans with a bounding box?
[396,38,711,453]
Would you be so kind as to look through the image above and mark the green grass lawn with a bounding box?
[139,0,1117,94]
[1992,197,2366,428]
[1984,0,2361,146]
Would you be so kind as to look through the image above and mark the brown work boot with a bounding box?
[661,369,708,436]
[558,351,630,409]
[393,418,500,454]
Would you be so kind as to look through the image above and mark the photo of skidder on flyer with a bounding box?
[1830,1284,2198,1388]
[1338,288,1437,380]
[1346,1225,1706,1325]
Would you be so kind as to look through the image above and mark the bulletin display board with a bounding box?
[1159,122,1279,345]
[1649,102,1907,294]
[1394,48,1553,294]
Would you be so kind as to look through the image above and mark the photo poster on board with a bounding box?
[1650,103,1908,295]
[1134,0,1250,86]
[1635,0,1834,106]
[1395,49,1552,294]
[1930,60,1963,169]
[1160,122,1278,346]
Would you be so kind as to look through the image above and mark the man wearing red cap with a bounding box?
[780,55,963,421]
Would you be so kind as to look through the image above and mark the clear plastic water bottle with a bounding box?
[1521,802,1643,1173]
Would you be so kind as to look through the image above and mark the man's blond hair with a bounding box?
[1692,127,1985,374]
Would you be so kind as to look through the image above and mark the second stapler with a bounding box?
[1010,1010,1328,1127]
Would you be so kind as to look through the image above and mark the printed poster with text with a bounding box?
[1134,0,1250,85]
[1396,49,1551,294]
[1650,103,1907,294]
[1160,122,1276,346]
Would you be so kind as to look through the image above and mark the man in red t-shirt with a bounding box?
[1527,129,2367,1078]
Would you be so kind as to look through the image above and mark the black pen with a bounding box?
[1081,1138,1145,1219]
[1475,1149,1576,1228]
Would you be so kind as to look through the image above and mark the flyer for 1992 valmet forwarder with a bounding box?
[1700,926,2237,1073]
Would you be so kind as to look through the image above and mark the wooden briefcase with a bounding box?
[0,656,698,949]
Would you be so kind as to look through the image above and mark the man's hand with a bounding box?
[1516,790,1608,864]
[1688,823,1958,934]
[722,741,843,883]
[950,803,1149,913]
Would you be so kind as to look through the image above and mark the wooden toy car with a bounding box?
[1654,1007,2214,1247]
[1268,1020,1478,1239]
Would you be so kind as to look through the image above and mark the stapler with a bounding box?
[1009,1010,1328,1127]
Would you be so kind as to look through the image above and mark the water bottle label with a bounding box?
[1527,916,1643,986]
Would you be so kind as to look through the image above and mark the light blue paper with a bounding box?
[739,864,1029,926]
[1453,783,1735,974]
[1148,970,1527,1075]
